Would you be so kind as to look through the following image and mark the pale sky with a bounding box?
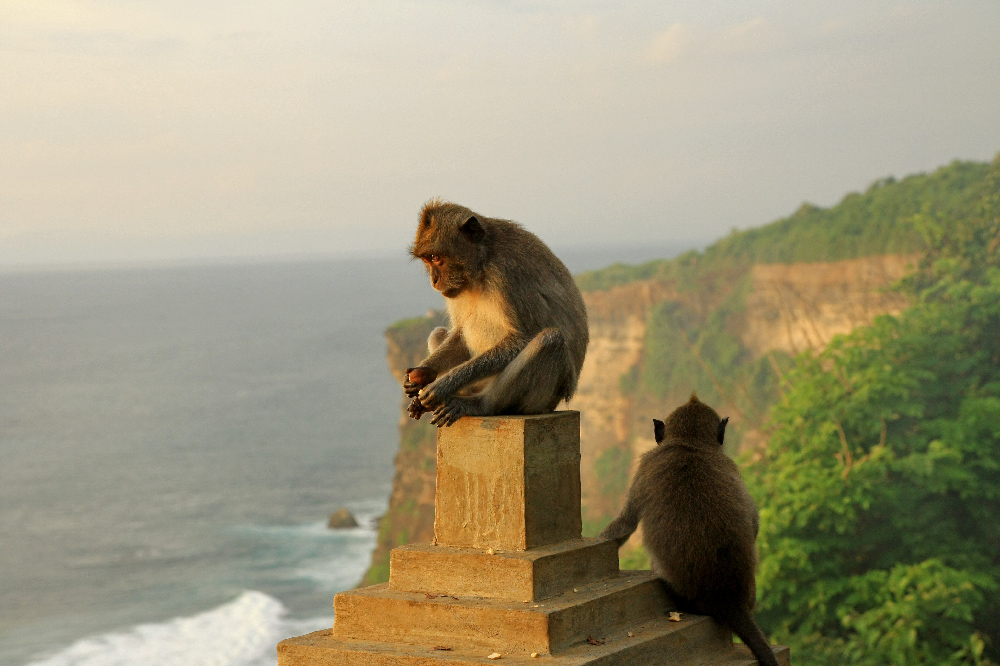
[2,1,998,266]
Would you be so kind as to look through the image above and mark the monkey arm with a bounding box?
[418,333,527,407]
[599,493,642,547]
[405,330,472,398]
[420,330,472,374]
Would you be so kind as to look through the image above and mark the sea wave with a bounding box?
[24,592,331,666]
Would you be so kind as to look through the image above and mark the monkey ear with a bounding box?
[717,417,729,445]
[460,216,486,243]
[653,419,665,444]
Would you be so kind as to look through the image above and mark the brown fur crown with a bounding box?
[410,199,486,260]
[655,393,728,445]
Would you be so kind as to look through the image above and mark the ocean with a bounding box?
[0,257,445,666]
[0,244,690,666]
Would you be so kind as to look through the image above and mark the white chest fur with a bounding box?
[446,288,513,356]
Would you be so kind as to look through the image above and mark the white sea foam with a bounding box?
[25,592,332,666]
[20,511,383,666]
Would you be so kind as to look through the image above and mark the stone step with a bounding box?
[279,612,788,665]
[389,538,619,602]
[551,614,790,666]
[333,571,670,655]
[721,644,792,666]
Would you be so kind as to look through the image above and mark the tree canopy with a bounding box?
[748,155,1000,664]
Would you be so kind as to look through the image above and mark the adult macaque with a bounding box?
[404,200,588,427]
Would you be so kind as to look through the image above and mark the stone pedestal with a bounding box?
[433,413,582,551]
[278,412,790,665]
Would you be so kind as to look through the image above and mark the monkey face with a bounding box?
[411,200,488,298]
[421,254,468,298]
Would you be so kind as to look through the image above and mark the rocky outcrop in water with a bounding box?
[328,508,359,529]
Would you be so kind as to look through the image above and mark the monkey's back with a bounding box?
[483,220,589,373]
[635,440,758,608]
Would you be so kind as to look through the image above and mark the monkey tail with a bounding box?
[714,605,779,666]
[556,337,579,403]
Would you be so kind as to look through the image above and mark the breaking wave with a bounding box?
[25,592,331,666]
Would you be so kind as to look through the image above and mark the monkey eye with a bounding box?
[429,255,443,266]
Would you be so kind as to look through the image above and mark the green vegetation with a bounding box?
[704,160,990,265]
[614,260,790,459]
[362,517,397,585]
[387,315,435,331]
[636,275,787,447]
[575,158,995,293]
[575,257,676,292]
[386,311,448,361]
[581,514,611,539]
[748,158,1000,664]
[619,546,651,571]
[594,446,632,501]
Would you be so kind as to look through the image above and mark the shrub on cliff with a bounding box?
[748,163,1000,665]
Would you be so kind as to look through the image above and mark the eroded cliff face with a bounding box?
[743,255,913,356]
[572,281,677,523]
[363,255,915,582]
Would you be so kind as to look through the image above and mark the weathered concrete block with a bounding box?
[389,538,618,601]
[434,411,582,551]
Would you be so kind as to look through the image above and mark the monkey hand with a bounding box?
[430,396,469,428]
[416,377,455,410]
[598,512,639,547]
[407,396,428,420]
[404,367,438,398]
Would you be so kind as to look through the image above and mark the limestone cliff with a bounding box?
[742,255,912,357]
[362,254,915,582]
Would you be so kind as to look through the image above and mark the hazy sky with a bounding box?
[2,0,998,266]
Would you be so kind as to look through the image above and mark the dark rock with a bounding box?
[328,508,359,529]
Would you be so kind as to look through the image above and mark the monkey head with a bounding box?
[411,199,488,298]
[653,393,729,447]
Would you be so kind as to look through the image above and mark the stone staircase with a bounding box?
[277,411,790,666]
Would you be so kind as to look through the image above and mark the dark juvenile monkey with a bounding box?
[404,199,588,427]
[600,394,778,666]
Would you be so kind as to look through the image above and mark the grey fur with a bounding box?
[600,395,778,666]
[404,200,588,427]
